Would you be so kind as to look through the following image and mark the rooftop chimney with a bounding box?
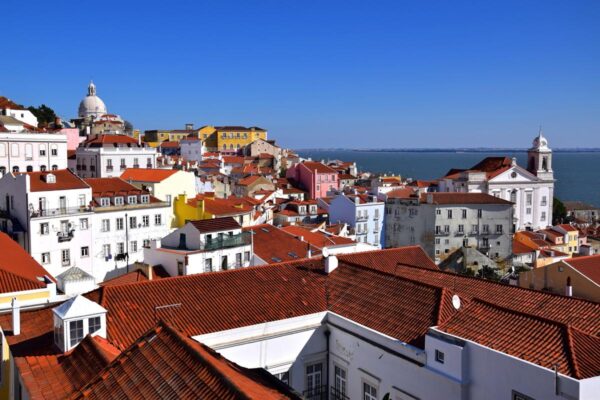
[324,250,338,274]
[185,123,194,130]
[426,193,434,204]
[565,276,573,297]
[11,297,20,336]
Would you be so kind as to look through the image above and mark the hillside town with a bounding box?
[0,83,599,400]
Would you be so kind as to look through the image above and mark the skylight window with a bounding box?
[271,257,282,262]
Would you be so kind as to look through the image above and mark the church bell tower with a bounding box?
[527,128,553,181]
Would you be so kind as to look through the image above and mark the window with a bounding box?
[154,214,162,225]
[471,224,478,233]
[143,239,150,248]
[142,215,150,227]
[363,382,378,400]
[482,224,489,234]
[81,246,89,257]
[69,320,84,347]
[462,209,467,219]
[11,143,19,157]
[496,224,503,234]
[541,196,547,206]
[306,363,322,394]
[88,316,101,334]
[12,166,19,173]
[114,196,124,206]
[128,195,137,204]
[116,218,124,230]
[236,252,242,267]
[41,252,50,264]
[130,241,138,253]
[541,211,546,221]
[435,226,441,234]
[61,249,70,266]
[477,209,483,218]
[334,365,347,398]
[510,190,517,203]
[435,238,440,244]
[444,225,450,233]
[117,242,125,255]
[100,197,110,207]
[40,223,49,235]
[526,192,532,206]
[204,258,213,272]
[101,219,110,232]
[141,195,150,204]
[129,216,137,229]
[409,208,417,217]
[436,209,441,215]
[244,251,250,262]
[526,207,532,215]
[447,210,452,219]
[458,224,464,234]
[78,194,86,207]
[51,145,58,156]
[103,244,111,258]
[435,349,445,364]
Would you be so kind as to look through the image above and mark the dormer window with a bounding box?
[52,295,107,352]
[128,195,137,204]
[141,194,150,204]
[114,196,124,206]
[100,197,110,207]
[309,205,317,214]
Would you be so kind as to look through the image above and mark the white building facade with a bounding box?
[143,217,253,276]
[438,132,554,231]
[76,134,159,178]
[0,131,68,176]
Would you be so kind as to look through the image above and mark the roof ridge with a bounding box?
[399,264,598,304]
[564,325,582,379]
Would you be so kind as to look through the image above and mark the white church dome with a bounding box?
[78,81,107,118]
[531,129,550,151]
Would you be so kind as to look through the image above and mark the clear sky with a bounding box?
[2,0,599,149]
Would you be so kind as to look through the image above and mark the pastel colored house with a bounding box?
[174,193,254,227]
[286,161,339,200]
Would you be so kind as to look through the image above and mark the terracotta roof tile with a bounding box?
[564,255,600,286]
[189,217,241,233]
[301,161,337,174]
[23,169,90,192]
[0,233,53,293]
[120,168,179,183]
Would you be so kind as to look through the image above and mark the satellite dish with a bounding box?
[322,247,330,258]
[452,294,461,310]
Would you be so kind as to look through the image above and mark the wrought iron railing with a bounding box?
[202,232,252,252]
[57,230,74,242]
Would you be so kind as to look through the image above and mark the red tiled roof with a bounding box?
[99,270,149,286]
[189,217,241,233]
[565,255,600,286]
[187,195,254,216]
[223,156,245,164]
[24,169,90,192]
[556,224,579,232]
[512,239,537,255]
[237,175,262,186]
[438,300,600,379]
[15,335,119,400]
[281,225,355,248]
[301,161,337,174]
[443,157,513,180]
[82,134,140,146]
[0,233,53,293]
[244,224,316,263]
[386,187,417,199]
[85,177,142,197]
[73,322,299,399]
[120,168,179,183]
[158,141,180,148]
[0,96,26,110]
[419,192,513,205]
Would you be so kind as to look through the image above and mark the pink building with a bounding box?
[286,161,339,199]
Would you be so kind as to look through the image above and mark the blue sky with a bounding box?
[2,0,599,148]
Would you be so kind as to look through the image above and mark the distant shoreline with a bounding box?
[296,148,600,153]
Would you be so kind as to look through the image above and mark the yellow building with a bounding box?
[121,168,198,228]
[0,233,58,399]
[174,193,254,227]
[144,124,200,143]
[198,126,267,152]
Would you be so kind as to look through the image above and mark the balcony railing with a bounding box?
[30,206,93,218]
[356,215,368,222]
[202,231,252,252]
[435,231,450,236]
[120,165,127,170]
[303,385,327,400]
[133,164,140,168]
[57,230,74,242]
[330,387,350,400]
[106,165,114,172]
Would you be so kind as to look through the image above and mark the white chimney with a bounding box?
[11,297,20,336]
[324,252,338,274]
[565,276,573,297]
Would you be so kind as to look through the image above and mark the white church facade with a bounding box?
[438,131,555,231]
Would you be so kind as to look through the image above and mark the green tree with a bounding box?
[553,197,567,225]
[27,104,57,127]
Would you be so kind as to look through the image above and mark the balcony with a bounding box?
[106,165,114,172]
[356,215,368,222]
[120,165,127,171]
[330,387,350,400]
[57,230,74,243]
[30,206,93,219]
[201,232,252,252]
[146,163,153,168]
[133,164,140,168]
[455,230,466,237]
[435,230,450,236]
[303,385,327,400]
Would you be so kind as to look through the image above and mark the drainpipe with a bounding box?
[11,297,20,336]
[324,328,330,398]
[125,212,129,272]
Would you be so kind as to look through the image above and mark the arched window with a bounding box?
[39,144,47,156]
[542,156,548,171]
[222,144,227,150]
[51,144,58,156]
[26,166,33,172]
[229,144,234,150]
[510,189,517,203]
[52,164,58,171]
[40,165,47,172]
[12,166,19,173]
